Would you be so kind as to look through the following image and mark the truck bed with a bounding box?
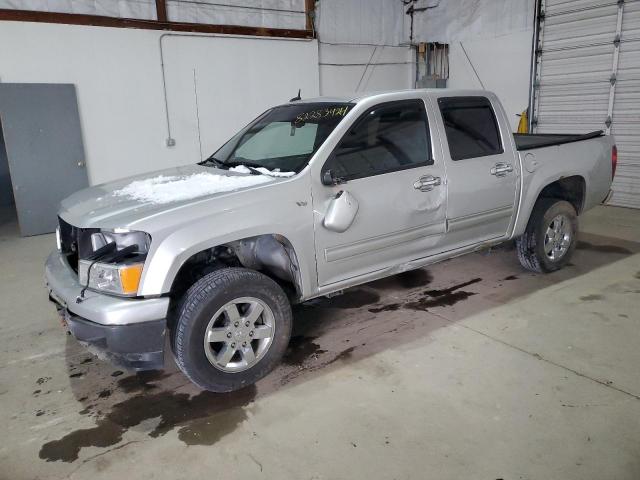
[514,131,604,151]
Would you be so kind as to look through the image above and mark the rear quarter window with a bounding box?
[438,96,503,160]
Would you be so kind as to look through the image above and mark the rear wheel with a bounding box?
[172,268,292,392]
[516,199,578,273]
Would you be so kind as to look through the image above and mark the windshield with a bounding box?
[208,102,354,174]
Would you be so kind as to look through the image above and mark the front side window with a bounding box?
[438,96,503,161]
[210,103,353,173]
[324,100,431,181]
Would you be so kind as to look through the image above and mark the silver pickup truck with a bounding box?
[45,89,615,392]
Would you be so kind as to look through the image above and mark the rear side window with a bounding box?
[438,97,503,160]
[325,100,431,181]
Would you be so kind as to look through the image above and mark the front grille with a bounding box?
[58,217,99,274]
[58,217,75,253]
[58,217,79,272]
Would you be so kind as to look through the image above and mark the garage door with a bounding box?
[531,0,640,209]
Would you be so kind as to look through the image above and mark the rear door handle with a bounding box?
[491,163,513,177]
[413,175,441,192]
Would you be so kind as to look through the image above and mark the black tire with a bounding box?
[172,268,292,392]
[516,199,578,273]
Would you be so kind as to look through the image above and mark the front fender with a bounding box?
[137,177,316,299]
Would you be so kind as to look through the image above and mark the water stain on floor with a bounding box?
[278,344,357,386]
[368,303,401,313]
[116,370,172,394]
[369,278,482,313]
[39,385,257,462]
[97,389,112,399]
[580,294,604,302]
[305,288,380,309]
[576,241,632,255]
[406,278,482,310]
[282,335,327,366]
[369,269,433,290]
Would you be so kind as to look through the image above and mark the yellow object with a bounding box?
[119,263,144,295]
[517,109,529,134]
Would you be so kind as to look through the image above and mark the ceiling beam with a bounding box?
[304,0,315,32]
[0,8,313,39]
[155,0,168,22]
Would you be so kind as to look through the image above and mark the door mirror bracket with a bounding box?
[322,169,347,186]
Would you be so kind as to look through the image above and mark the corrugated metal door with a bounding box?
[532,0,640,209]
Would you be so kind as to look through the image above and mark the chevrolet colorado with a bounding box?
[45,89,616,392]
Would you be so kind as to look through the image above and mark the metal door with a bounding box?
[0,84,88,235]
[531,0,640,208]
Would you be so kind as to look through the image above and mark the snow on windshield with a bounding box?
[112,172,274,204]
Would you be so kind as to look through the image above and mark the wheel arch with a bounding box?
[536,175,586,215]
[165,233,306,305]
[515,175,586,236]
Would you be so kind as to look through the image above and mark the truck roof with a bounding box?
[293,88,491,105]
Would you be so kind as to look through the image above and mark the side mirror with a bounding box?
[321,169,346,186]
[323,190,359,233]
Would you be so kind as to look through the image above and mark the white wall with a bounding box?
[413,0,535,129]
[445,31,534,129]
[318,44,414,96]
[315,0,414,96]
[314,0,534,129]
[0,21,319,185]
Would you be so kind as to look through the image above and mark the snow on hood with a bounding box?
[112,171,275,205]
[228,165,296,177]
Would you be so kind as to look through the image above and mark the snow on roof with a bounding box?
[113,172,275,205]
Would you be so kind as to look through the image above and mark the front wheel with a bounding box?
[516,199,578,273]
[172,268,292,392]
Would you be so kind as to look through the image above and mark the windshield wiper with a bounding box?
[224,160,270,175]
[199,157,266,175]
[198,156,227,168]
[225,159,264,169]
[245,166,264,175]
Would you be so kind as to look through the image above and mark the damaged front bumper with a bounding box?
[45,251,170,370]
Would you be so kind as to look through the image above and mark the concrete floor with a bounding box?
[0,205,639,480]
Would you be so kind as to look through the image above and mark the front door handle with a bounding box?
[491,163,513,177]
[413,175,441,192]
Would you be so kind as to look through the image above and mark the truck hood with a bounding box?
[59,164,285,229]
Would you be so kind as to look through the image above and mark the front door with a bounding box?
[0,84,88,236]
[312,99,447,287]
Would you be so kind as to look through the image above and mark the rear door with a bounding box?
[311,98,448,287]
[434,95,519,246]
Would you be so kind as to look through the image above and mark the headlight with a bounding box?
[55,226,62,251]
[78,229,150,296]
[78,261,144,296]
[90,230,150,254]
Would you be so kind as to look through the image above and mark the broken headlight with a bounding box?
[89,229,150,254]
[78,229,150,296]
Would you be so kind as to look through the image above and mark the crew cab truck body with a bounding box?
[45,89,615,391]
